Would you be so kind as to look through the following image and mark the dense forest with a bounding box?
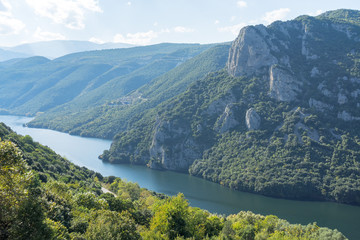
[28,44,230,139]
[0,123,347,239]
[0,10,359,239]
[98,10,360,205]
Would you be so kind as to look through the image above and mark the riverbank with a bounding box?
[1,115,359,239]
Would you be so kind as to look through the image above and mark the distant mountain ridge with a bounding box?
[0,43,213,118]
[1,40,135,59]
[0,48,32,62]
[28,44,230,138]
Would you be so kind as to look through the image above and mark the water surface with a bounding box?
[1,115,359,239]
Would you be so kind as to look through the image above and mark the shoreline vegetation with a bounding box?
[0,122,348,239]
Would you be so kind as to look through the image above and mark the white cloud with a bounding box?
[89,37,104,44]
[113,27,184,45]
[0,13,25,35]
[174,26,195,33]
[218,23,246,35]
[113,30,158,45]
[237,1,247,8]
[0,0,25,35]
[230,16,236,22]
[309,9,324,16]
[127,1,132,6]
[214,20,219,25]
[33,27,66,41]
[0,0,11,12]
[26,0,102,30]
[315,9,324,15]
[262,8,291,25]
[160,28,171,33]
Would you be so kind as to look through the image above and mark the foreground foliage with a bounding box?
[0,123,347,239]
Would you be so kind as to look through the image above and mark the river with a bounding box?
[1,115,359,239]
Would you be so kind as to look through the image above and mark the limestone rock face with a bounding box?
[246,108,261,130]
[269,65,301,102]
[148,119,202,171]
[301,29,319,60]
[227,25,278,77]
[206,92,236,116]
[215,104,239,133]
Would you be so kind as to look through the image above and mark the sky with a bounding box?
[0,0,359,47]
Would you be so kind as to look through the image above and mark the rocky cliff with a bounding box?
[227,10,360,119]
[147,118,202,171]
[104,9,360,204]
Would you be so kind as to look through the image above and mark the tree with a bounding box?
[0,139,51,240]
[150,193,190,239]
[85,210,140,240]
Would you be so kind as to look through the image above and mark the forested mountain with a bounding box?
[1,9,359,206]
[28,44,230,138]
[0,43,212,116]
[97,9,360,204]
[0,123,347,239]
[1,40,135,59]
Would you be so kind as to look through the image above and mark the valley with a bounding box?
[1,9,359,205]
[0,115,357,239]
[1,7,360,240]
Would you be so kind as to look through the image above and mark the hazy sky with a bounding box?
[0,0,359,47]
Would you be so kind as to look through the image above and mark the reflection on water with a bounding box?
[1,115,359,239]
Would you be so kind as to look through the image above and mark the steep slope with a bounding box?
[102,9,360,204]
[0,43,211,116]
[28,44,230,138]
[0,122,347,240]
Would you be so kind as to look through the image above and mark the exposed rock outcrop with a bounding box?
[148,119,202,171]
[269,65,301,102]
[301,28,319,60]
[215,104,239,133]
[227,25,278,77]
[206,92,236,116]
[245,108,260,130]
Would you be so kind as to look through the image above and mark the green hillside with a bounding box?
[0,123,347,239]
[28,44,230,139]
[100,10,360,205]
[317,9,360,26]
[0,43,212,116]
